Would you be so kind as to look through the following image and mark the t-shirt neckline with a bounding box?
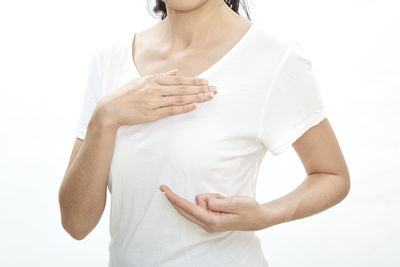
[127,22,257,78]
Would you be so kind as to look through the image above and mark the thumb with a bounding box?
[196,193,226,210]
[166,68,179,75]
[208,197,237,213]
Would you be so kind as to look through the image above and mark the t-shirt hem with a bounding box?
[75,128,86,140]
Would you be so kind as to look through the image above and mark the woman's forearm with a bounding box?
[59,105,118,240]
[260,172,351,228]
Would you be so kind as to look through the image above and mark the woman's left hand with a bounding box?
[159,185,272,233]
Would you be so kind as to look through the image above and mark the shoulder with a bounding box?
[252,22,310,64]
[88,34,132,72]
[253,23,290,52]
[253,23,313,69]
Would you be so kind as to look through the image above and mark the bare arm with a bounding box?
[155,119,350,233]
[59,72,217,240]
[59,105,118,240]
[261,119,351,227]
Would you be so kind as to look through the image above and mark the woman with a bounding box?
[59,0,351,266]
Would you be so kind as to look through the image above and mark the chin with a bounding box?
[163,0,209,12]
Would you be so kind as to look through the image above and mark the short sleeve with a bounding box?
[75,54,103,140]
[258,41,328,156]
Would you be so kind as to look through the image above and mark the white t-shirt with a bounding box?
[75,22,327,267]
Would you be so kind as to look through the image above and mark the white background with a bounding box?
[0,0,399,266]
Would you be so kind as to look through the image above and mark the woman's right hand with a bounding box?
[97,69,218,130]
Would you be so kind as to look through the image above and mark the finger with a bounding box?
[196,195,208,210]
[171,196,238,231]
[196,193,226,210]
[207,197,239,214]
[159,84,217,97]
[155,74,209,86]
[160,185,215,224]
[168,195,237,232]
[152,102,198,118]
[169,200,209,229]
[166,68,179,75]
[157,91,214,109]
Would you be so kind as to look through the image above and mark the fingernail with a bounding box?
[167,68,179,74]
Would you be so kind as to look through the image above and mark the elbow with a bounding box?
[59,188,89,240]
[68,230,88,241]
[69,232,87,241]
[339,171,351,201]
[61,218,89,240]
[59,201,89,240]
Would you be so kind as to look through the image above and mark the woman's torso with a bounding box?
[93,21,291,267]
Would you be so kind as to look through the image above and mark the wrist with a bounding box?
[90,102,120,135]
[259,201,294,229]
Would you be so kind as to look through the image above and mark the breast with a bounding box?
[106,61,270,198]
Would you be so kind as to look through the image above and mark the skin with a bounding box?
[134,0,252,77]
[59,0,350,239]
[59,71,217,240]
[156,1,351,233]
[160,118,351,232]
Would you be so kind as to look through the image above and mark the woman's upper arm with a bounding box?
[292,118,350,179]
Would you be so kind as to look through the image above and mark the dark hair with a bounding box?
[147,0,251,21]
